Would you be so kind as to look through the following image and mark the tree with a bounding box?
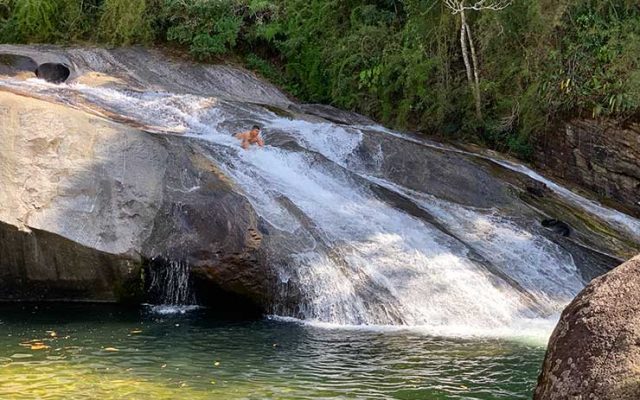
[443,0,512,120]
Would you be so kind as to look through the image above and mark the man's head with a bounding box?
[250,125,261,138]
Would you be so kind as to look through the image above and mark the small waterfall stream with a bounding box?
[146,258,197,313]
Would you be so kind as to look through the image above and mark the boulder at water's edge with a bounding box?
[534,255,640,400]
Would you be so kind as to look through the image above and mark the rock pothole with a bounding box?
[35,63,71,83]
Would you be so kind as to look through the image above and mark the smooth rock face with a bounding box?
[0,54,37,77]
[0,221,141,302]
[535,120,640,217]
[0,91,273,306]
[534,255,640,400]
[0,45,292,107]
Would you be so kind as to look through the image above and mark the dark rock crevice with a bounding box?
[0,220,143,303]
[0,54,37,76]
[35,62,71,83]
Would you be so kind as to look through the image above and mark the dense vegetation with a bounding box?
[0,0,638,158]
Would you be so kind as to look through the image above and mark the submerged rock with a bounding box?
[534,255,640,400]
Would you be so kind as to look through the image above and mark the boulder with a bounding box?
[0,90,274,310]
[534,255,640,400]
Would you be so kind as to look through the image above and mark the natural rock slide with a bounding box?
[0,45,638,336]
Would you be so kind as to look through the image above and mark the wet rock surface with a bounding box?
[0,45,637,319]
[0,44,291,107]
[534,255,640,400]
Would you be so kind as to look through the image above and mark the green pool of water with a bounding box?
[0,304,545,399]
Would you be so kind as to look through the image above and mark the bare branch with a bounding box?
[443,0,513,14]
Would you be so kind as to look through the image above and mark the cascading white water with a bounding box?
[358,124,640,241]
[144,258,199,315]
[147,259,195,305]
[2,76,635,336]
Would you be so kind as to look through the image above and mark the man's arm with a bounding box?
[257,136,265,147]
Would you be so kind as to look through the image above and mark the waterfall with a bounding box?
[1,72,636,335]
[146,258,197,314]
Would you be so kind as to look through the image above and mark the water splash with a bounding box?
[146,259,197,314]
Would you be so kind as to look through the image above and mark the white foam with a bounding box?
[144,304,201,315]
[268,315,556,345]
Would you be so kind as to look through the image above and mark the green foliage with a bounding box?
[13,0,57,41]
[537,1,640,119]
[0,0,638,160]
[162,0,278,59]
[98,0,154,45]
[0,0,19,42]
[163,0,242,58]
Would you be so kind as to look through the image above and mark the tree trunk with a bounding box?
[459,9,482,120]
[465,21,482,119]
[459,10,475,108]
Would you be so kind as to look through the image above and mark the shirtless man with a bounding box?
[235,125,264,149]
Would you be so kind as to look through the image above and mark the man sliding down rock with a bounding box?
[235,125,264,150]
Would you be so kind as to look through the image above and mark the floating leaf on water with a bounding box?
[30,343,50,350]
[214,361,220,366]
[20,339,45,347]
[10,353,33,359]
[161,364,167,368]
[104,347,119,352]
[130,329,143,334]
[210,380,216,385]
[46,331,57,337]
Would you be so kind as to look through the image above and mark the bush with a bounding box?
[162,0,277,59]
[98,0,154,45]
[13,0,58,41]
